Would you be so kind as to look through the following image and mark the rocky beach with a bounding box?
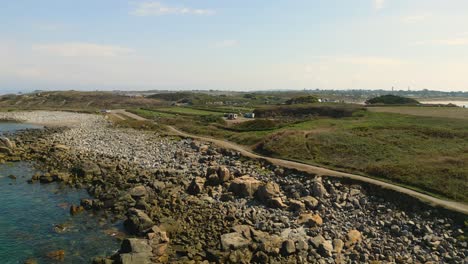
[0,111,467,264]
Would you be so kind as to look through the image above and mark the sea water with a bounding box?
[0,123,122,263]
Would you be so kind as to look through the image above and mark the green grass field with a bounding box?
[152,107,224,116]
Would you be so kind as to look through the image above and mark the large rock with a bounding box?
[312,177,328,198]
[346,229,362,248]
[0,137,14,149]
[302,196,319,209]
[221,232,251,250]
[129,186,147,199]
[318,240,333,257]
[256,182,281,202]
[187,177,206,195]
[228,176,263,197]
[0,147,12,155]
[217,166,232,182]
[74,162,101,180]
[297,213,323,227]
[119,253,152,264]
[124,208,154,235]
[280,240,296,256]
[120,238,153,254]
[206,166,233,185]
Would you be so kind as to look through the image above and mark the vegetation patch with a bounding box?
[366,95,420,105]
[254,104,364,119]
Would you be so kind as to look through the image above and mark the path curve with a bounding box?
[167,126,468,215]
[119,110,468,215]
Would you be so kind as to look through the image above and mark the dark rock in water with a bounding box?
[124,208,154,235]
[70,205,85,216]
[119,253,152,264]
[39,174,54,183]
[91,257,114,264]
[8,174,17,180]
[120,238,153,254]
[46,250,65,261]
[23,258,38,264]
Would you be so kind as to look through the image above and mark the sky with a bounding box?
[1,0,468,92]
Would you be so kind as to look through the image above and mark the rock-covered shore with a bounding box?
[0,111,467,264]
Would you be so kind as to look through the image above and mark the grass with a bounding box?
[368,106,468,120]
[152,107,224,116]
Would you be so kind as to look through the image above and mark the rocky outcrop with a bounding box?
[124,209,154,236]
[228,175,263,197]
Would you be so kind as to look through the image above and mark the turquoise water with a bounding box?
[0,122,42,134]
[0,123,123,263]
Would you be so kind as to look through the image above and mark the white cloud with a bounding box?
[374,0,386,10]
[402,13,431,23]
[32,42,134,57]
[215,40,239,48]
[131,2,215,16]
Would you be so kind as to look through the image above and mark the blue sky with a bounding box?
[1,0,468,92]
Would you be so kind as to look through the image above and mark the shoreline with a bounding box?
[1,111,467,263]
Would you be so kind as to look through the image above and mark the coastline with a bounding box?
[0,111,467,263]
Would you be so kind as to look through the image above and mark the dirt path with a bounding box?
[119,110,468,214]
[110,109,147,121]
[167,126,468,215]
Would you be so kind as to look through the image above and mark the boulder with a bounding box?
[119,253,152,264]
[318,240,333,257]
[346,229,362,248]
[333,239,344,253]
[187,177,206,195]
[0,137,14,149]
[0,147,12,155]
[124,208,154,235]
[297,213,323,227]
[288,199,305,212]
[302,196,319,209]
[120,238,153,254]
[70,205,84,216]
[74,162,101,180]
[280,240,296,256]
[221,232,251,250]
[312,177,328,198]
[46,250,65,261]
[217,166,232,182]
[256,182,281,202]
[310,235,325,248]
[228,176,263,197]
[129,186,147,199]
[266,197,287,209]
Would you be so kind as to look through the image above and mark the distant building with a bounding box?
[244,113,255,118]
[227,113,238,120]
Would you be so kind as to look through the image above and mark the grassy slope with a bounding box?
[368,106,468,120]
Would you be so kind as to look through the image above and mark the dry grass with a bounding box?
[368,106,468,120]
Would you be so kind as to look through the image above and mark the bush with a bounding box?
[365,95,420,105]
